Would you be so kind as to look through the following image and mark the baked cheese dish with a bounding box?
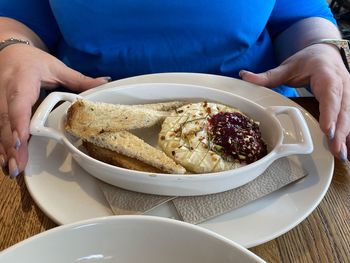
[158,102,267,173]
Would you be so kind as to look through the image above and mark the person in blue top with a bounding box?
[0,0,349,177]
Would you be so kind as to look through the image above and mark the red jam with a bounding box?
[208,112,267,164]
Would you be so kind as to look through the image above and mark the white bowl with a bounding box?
[30,83,313,196]
[0,216,265,263]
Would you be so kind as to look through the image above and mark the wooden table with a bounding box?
[0,97,349,262]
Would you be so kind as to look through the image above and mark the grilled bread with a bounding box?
[65,99,172,137]
[133,101,186,111]
[83,130,186,174]
[83,141,163,173]
[65,99,188,174]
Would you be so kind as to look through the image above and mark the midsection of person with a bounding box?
[50,0,276,80]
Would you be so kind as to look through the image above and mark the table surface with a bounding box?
[0,96,349,263]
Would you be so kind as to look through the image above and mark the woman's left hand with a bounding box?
[240,43,350,161]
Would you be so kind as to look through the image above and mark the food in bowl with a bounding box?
[65,98,185,137]
[65,99,267,174]
[158,102,267,173]
[65,99,187,174]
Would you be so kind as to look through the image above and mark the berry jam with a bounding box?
[208,112,267,164]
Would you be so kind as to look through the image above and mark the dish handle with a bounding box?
[266,106,314,158]
[30,92,83,143]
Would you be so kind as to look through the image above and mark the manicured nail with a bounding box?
[13,130,21,150]
[15,138,21,151]
[239,70,246,78]
[328,122,335,140]
[339,143,348,161]
[8,158,19,178]
[0,154,5,168]
[103,76,112,82]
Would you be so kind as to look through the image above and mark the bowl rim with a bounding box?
[0,215,265,262]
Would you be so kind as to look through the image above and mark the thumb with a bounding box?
[55,64,111,92]
[239,66,288,88]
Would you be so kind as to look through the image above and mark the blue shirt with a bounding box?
[0,0,335,96]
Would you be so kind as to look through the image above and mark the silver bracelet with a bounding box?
[309,38,350,73]
[0,37,30,52]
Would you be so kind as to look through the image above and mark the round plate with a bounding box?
[25,73,334,248]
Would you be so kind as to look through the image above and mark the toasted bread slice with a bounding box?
[84,131,186,174]
[65,99,170,137]
[83,141,163,173]
[133,101,186,111]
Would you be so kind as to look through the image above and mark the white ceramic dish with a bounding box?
[0,215,265,263]
[30,83,313,196]
[25,73,334,248]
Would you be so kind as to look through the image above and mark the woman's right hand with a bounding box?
[0,44,109,177]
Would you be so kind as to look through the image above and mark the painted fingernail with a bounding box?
[0,154,5,168]
[339,143,348,161]
[9,158,19,178]
[13,130,21,150]
[15,138,21,151]
[103,76,112,82]
[328,122,335,140]
[239,70,246,78]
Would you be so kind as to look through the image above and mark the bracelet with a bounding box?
[0,37,30,52]
[309,38,350,73]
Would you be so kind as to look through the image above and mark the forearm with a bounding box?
[273,17,341,62]
[0,17,48,51]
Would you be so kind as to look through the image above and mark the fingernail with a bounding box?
[13,130,21,150]
[339,143,348,161]
[15,138,21,151]
[0,154,5,168]
[9,158,19,178]
[239,70,246,78]
[328,122,335,140]
[103,76,112,82]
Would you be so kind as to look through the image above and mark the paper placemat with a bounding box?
[98,158,307,224]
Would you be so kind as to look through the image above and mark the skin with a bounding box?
[0,17,109,177]
[240,17,350,162]
[0,16,349,178]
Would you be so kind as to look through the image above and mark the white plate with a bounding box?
[0,215,265,263]
[25,73,334,248]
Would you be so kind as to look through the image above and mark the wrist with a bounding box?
[0,37,30,52]
[308,39,350,72]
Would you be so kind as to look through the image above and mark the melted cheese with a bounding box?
[158,102,244,173]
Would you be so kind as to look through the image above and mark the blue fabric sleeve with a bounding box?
[267,0,336,38]
[0,0,60,50]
